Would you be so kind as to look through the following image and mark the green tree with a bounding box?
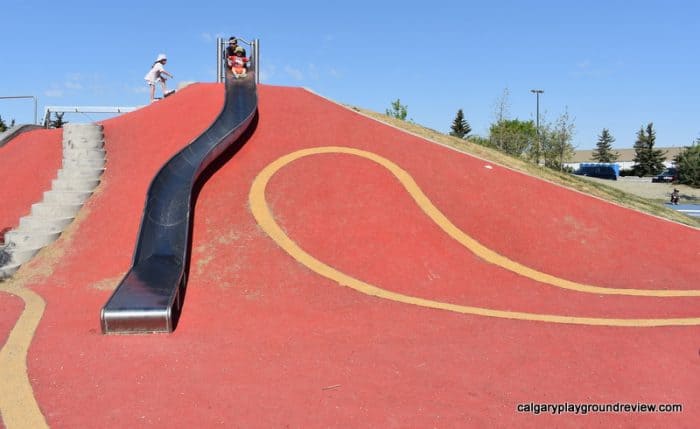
[674,139,700,187]
[529,111,575,171]
[592,128,619,162]
[541,109,576,171]
[489,119,536,157]
[488,87,538,157]
[48,112,67,129]
[0,116,16,132]
[449,109,471,138]
[632,123,666,176]
[385,98,408,121]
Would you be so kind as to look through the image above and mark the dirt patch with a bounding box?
[90,274,125,291]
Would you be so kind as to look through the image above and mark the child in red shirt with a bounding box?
[229,46,249,79]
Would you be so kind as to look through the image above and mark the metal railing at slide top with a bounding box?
[216,37,260,84]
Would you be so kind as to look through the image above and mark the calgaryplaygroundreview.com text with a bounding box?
[516,402,683,416]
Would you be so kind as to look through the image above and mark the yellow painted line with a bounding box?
[249,147,700,327]
[0,285,48,428]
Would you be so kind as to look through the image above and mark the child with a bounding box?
[229,46,249,79]
[144,54,174,102]
[670,188,680,205]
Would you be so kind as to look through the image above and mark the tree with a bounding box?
[674,139,700,187]
[489,119,536,157]
[385,98,408,121]
[488,88,535,156]
[592,128,619,162]
[449,109,471,138]
[493,87,510,123]
[540,109,576,171]
[632,123,666,176]
[0,116,16,132]
[48,112,67,129]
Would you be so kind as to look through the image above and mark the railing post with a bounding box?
[216,37,222,83]
[254,39,260,84]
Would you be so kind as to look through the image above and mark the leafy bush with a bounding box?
[675,140,700,187]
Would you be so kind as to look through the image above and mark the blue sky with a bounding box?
[1,0,698,149]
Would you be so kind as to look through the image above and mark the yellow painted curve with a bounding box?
[249,146,700,327]
[0,285,48,428]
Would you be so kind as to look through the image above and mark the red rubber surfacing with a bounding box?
[0,129,62,232]
[0,84,694,428]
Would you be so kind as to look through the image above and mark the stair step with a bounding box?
[51,178,100,192]
[31,202,82,218]
[5,246,41,265]
[62,158,106,169]
[43,190,92,205]
[5,229,61,248]
[62,148,106,161]
[19,215,73,231]
[57,168,105,181]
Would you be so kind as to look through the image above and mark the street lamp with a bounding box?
[530,89,544,165]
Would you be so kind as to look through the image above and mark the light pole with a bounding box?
[530,89,544,165]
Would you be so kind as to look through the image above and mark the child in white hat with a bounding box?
[144,54,174,102]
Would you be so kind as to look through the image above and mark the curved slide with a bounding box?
[100,64,258,334]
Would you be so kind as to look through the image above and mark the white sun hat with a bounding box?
[156,54,167,62]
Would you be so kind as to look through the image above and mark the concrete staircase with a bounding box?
[0,123,106,279]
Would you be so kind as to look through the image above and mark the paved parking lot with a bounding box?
[579,175,700,202]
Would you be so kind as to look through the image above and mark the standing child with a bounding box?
[671,188,680,205]
[144,54,174,102]
[230,46,249,78]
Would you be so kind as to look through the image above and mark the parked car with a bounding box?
[574,163,619,180]
[652,167,678,183]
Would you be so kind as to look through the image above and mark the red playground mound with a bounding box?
[0,84,697,428]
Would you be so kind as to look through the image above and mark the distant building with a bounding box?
[564,147,683,172]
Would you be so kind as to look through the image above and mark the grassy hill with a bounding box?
[350,107,700,229]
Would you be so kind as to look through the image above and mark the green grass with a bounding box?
[350,107,700,228]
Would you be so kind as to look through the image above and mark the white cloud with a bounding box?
[571,60,609,78]
[284,65,304,81]
[64,80,83,90]
[259,64,276,82]
[307,63,319,80]
[201,32,226,43]
[45,88,63,97]
[132,85,149,94]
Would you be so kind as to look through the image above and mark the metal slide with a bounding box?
[100,63,258,334]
